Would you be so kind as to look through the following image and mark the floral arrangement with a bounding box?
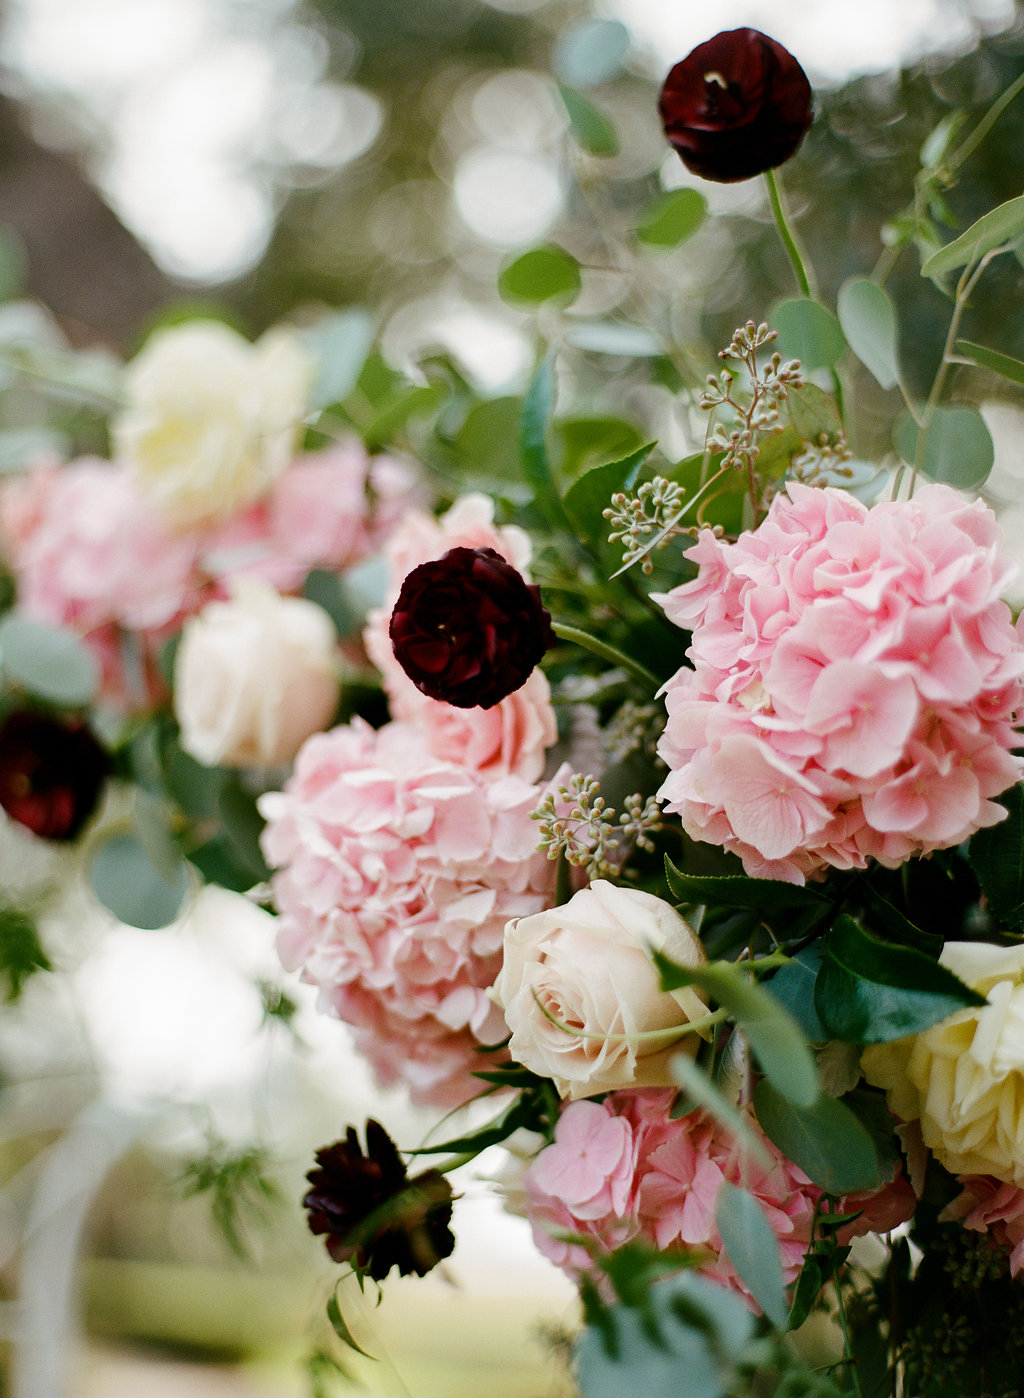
[5,20,1024,1398]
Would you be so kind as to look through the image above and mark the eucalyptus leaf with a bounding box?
[752,1081,884,1195]
[715,1181,788,1329]
[836,278,900,390]
[655,954,818,1109]
[669,1054,771,1169]
[765,944,828,1042]
[558,85,619,157]
[521,352,574,534]
[893,405,994,488]
[303,308,375,408]
[553,19,630,88]
[88,830,190,930]
[498,246,581,306]
[0,613,99,707]
[565,322,664,356]
[772,299,847,371]
[815,915,985,1044]
[785,383,843,444]
[955,338,1024,387]
[921,194,1024,278]
[635,189,707,248]
[968,784,1024,929]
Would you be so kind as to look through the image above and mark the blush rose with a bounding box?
[174,581,340,768]
[493,880,709,1099]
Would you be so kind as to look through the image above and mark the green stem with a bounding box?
[765,168,813,299]
[947,67,1024,175]
[551,622,660,691]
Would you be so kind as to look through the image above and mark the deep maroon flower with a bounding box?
[0,711,110,841]
[303,1120,455,1280]
[389,546,555,710]
[659,28,812,183]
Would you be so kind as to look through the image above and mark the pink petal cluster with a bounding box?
[363,493,557,782]
[258,717,559,1107]
[0,444,419,710]
[524,1089,822,1308]
[657,483,1024,882]
[942,1175,1024,1277]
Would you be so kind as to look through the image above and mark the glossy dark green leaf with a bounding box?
[563,441,654,551]
[893,405,994,488]
[814,915,985,1044]
[655,954,818,1109]
[955,339,1024,387]
[772,299,847,371]
[498,246,582,306]
[968,784,1024,929]
[836,278,900,390]
[664,858,828,916]
[635,189,707,248]
[715,1182,788,1328]
[0,612,99,706]
[558,85,619,156]
[752,1080,884,1195]
[218,777,272,882]
[921,194,1024,278]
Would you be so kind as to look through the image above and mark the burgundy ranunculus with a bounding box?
[659,28,813,183]
[0,711,110,841]
[389,545,555,710]
[303,1120,455,1281]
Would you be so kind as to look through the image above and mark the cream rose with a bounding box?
[174,581,340,767]
[861,940,1024,1185]
[493,880,709,1099]
[114,320,313,527]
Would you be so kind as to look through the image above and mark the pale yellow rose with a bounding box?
[114,320,313,527]
[492,880,709,1100]
[861,940,1024,1185]
[174,581,340,768]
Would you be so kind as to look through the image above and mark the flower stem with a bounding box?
[765,168,813,299]
[551,622,661,691]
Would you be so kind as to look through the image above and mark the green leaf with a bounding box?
[669,1054,772,1169]
[815,915,986,1044]
[785,382,843,443]
[752,1081,884,1195]
[772,299,847,371]
[664,857,829,917]
[218,777,272,882]
[563,441,654,551]
[765,944,828,1042]
[553,19,630,88]
[715,1182,788,1328]
[655,955,818,1109]
[0,613,99,707]
[454,396,525,483]
[968,784,1024,929]
[304,308,375,408]
[955,338,1024,387]
[0,904,50,1001]
[837,278,900,390]
[893,405,994,488]
[558,85,619,157]
[498,246,582,306]
[327,1289,376,1362]
[635,189,707,248]
[921,194,1024,278]
[565,322,664,356]
[88,829,190,930]
[556,416,644,479]
[521,352,574,534]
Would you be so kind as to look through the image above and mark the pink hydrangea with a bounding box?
[524,1089,823,1308]
[258,717,558,1107]
[942,1176,1024,1277]
[363,493,557,782]
[657,483,1024,882]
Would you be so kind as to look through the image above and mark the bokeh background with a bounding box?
[2,0,1024,1394]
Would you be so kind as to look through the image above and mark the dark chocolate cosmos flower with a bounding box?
[0,710,110,841]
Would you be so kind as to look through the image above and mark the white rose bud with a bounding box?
[862,940,1024,1186]
[114,320,313,527]
[174,582,340,768]
[493,880,709,1099]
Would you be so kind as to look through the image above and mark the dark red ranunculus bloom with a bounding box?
[389,545,555,710]
[0,711,110,841]
[303,1120,455,1281]
[659,28,812,183]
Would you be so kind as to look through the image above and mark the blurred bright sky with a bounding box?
[0,0,1017,283]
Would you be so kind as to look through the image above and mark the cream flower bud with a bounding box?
[174,581,340,768]
[114,320,313,527]
[861,940,1024,1186]
[493,880,709,1099]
